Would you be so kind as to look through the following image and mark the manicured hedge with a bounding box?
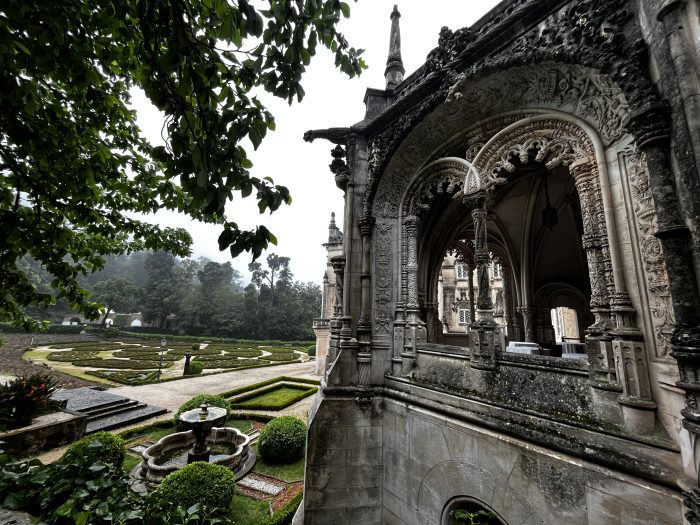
[220,376,320,398]
[46,351,98,362]
[148,462,235,515]
[195,358,269,369]
[258,416,307,464]
[265,353,298,362]
[86,369,159,385]
[71,358,172,369]
[229,384,318,411]
[264,492,303,525]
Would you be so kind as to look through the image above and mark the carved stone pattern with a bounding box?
[471,120,593,196]
[625,152,675,357]
[372,63,629,219]
[430,0,657,111]
[403,162,466,218]
[374,223,393,334]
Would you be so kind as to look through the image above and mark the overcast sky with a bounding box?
[133,0,501,285]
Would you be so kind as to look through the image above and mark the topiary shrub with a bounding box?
[174,393,229,428]
[60,431,126,472]
[258,416,306,464]
[186,361,204,375]
[191,343,200,351]
[148,462,235,516]
[307,345,316,357]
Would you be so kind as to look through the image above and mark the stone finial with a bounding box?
[328,212,344,244]
[385,5,405,90]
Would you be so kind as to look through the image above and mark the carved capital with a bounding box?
[359,216,376,237]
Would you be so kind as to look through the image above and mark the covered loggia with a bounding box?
[409,143,593,354]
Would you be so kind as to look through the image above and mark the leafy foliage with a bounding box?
[258,416,306,464]
[91,277,142,325]
[60,432,127,474]
[0,373,59,429]
[1,0,365,330]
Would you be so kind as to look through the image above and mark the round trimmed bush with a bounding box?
[191,343,200,351]
[174,393,229,428]
[258,416,307,464]
[149,462,235,514]
[307,345,316,357]
[187,361,204,375]
[60,431,125,471]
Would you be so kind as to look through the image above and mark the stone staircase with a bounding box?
[52,387,167,434]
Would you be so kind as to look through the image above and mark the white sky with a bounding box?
[133,0,501,285]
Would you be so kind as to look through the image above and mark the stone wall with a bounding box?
[382,397,683,524]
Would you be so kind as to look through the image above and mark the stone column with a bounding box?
[401,216,425,376]
[518,306,536,343]
[468,201,499,370]
[391,303,406,376]
[502,265,515,340]
[467,263,475,325]
[356,218,375,402]
[327,256,346,375]
[628,105,700,478]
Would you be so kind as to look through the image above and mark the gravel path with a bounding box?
[0,333,102,388]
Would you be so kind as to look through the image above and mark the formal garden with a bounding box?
[0,367,317,524]
[23,338,314,386]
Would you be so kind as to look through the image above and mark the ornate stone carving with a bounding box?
[624,151,675,357]
[329,145,350,190]
[402,158,469,217]
[374,223,393,334]
[372,62,629,220]
[468,120,594,197]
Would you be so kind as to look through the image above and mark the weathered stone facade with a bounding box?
[303,1,700,523]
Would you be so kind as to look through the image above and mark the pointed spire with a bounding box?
[385,5,405,90]
[328,212,343,243]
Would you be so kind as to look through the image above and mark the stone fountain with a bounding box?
[139,403,254,483]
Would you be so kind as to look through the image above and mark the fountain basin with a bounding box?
[140,427,252,483]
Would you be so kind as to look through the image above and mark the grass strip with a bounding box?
[229,384,318,410]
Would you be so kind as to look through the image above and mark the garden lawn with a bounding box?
[252,445,305,482]
[229,494,271,523]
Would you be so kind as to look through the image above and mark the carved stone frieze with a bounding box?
[374,223,393,334]
[403,159,468,217]
[624,151,675,357]
[371,62,629,219]
[468,120,594,197]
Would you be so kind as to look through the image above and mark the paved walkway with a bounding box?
[107,360,318,412]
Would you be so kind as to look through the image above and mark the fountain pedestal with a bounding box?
[179,403,227,464]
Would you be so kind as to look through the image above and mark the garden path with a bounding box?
[108,360,318,412]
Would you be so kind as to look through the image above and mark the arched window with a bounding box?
[456,262,469,280]
[458,306,470,325]
[442,497,506,525]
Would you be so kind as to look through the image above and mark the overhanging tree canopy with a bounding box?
[0,0,364,329]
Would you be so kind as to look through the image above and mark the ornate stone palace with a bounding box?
[303,1,700,523]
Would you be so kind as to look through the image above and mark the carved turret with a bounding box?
[385,5,405,90]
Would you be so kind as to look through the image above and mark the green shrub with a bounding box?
[265,353,298,361]
[192,343,200,351]
[174,394,229,427]
[60,431,126,472]
[258,416,307,464]
[149,462,235,515]
[307,345,316,357]
[187,361,204,375]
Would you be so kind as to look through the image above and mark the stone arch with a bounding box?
[464,116,612,327]
[370,61,631,220]
[416,460,542,525]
